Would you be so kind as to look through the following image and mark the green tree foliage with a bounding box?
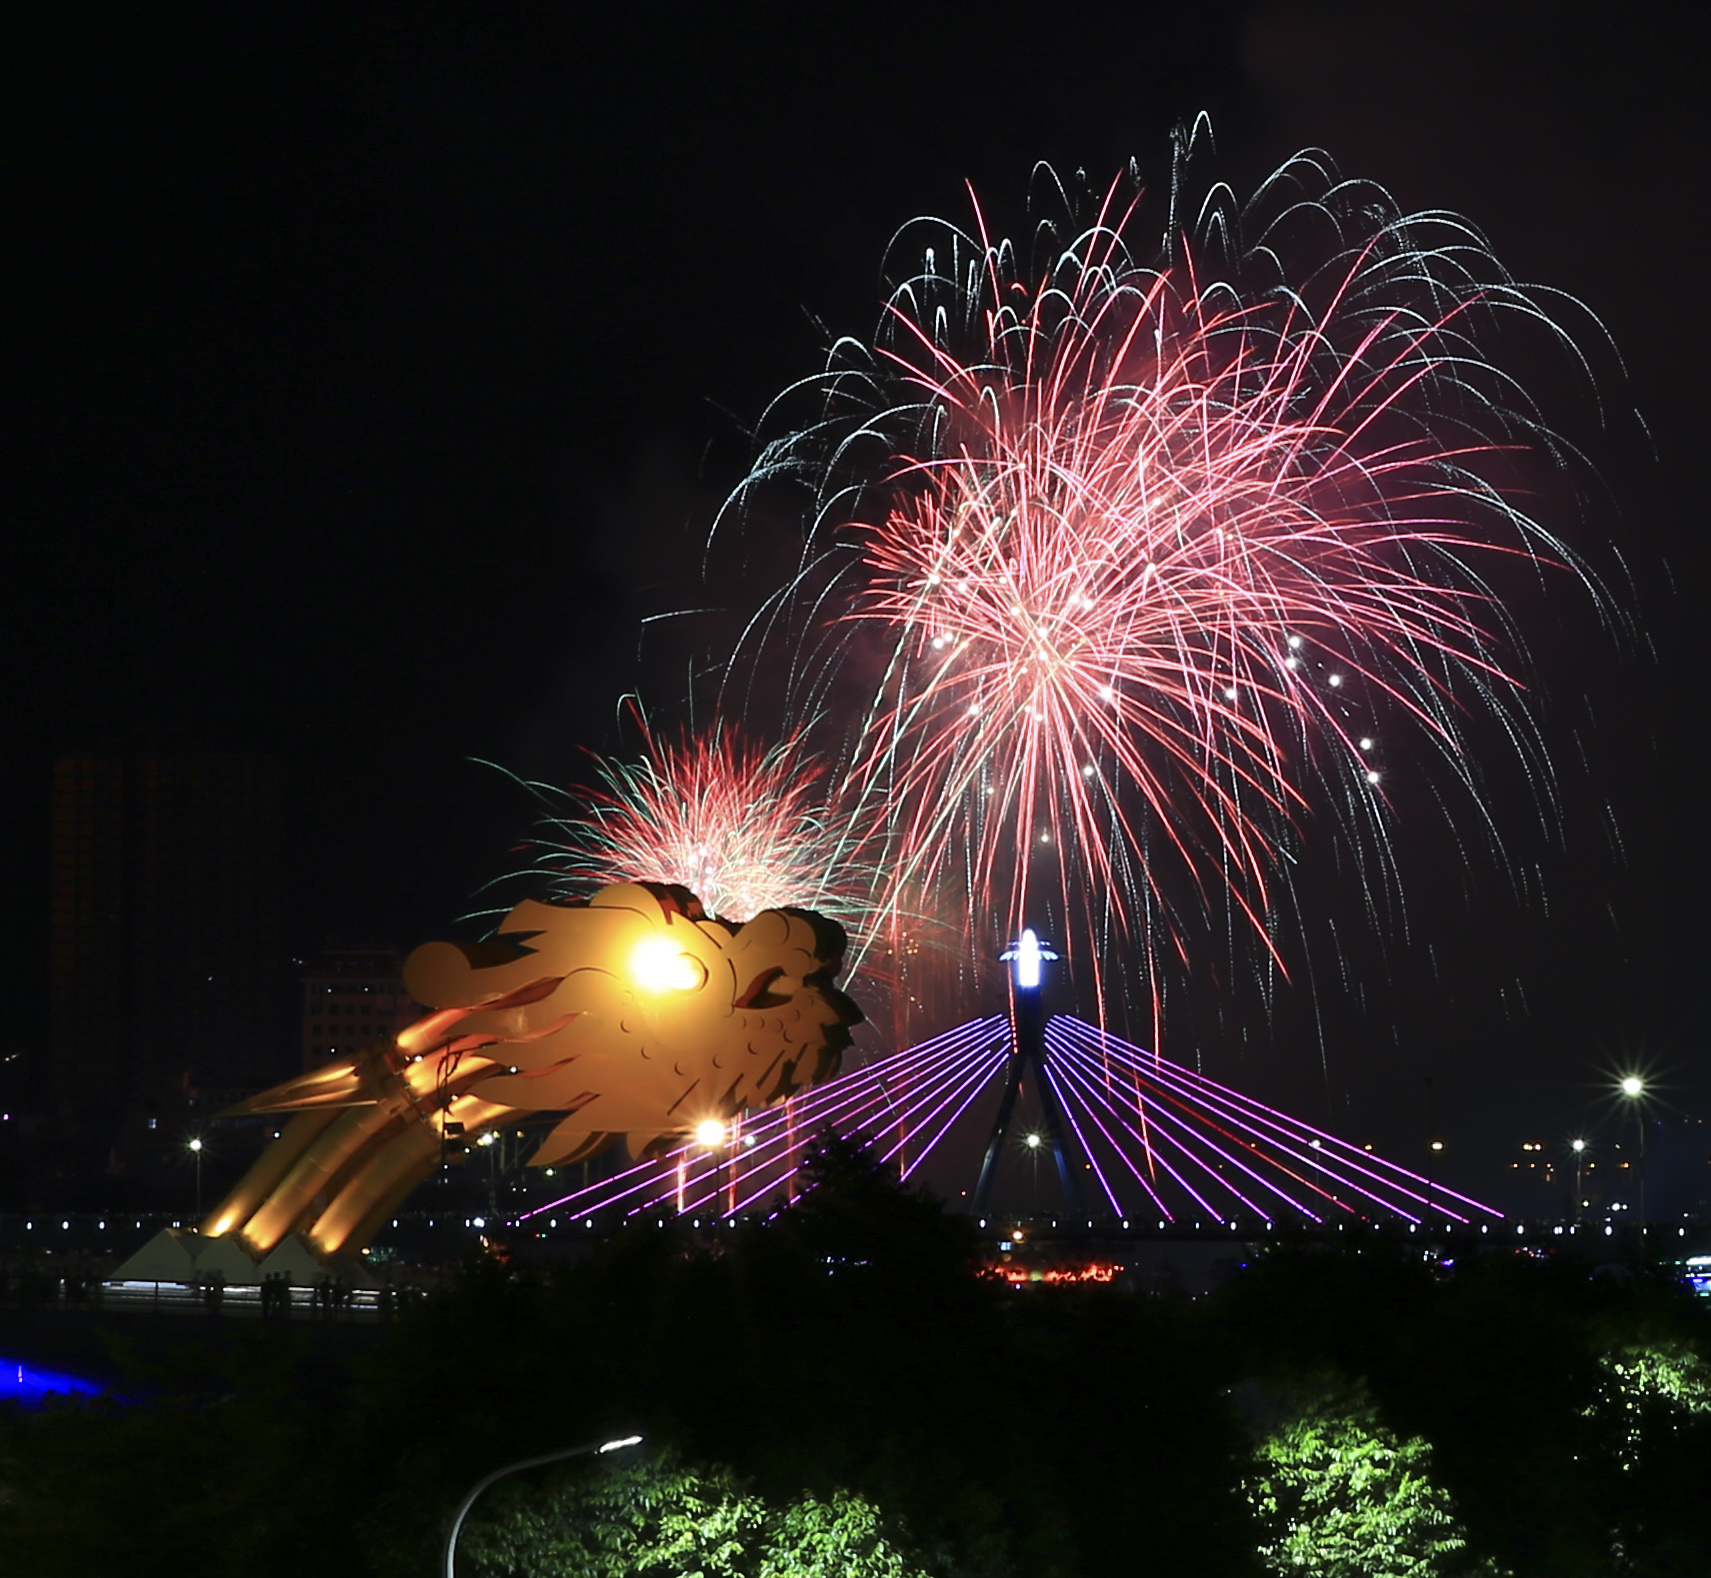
[1586,1342,1711,1574]
[1216,1241,1711,1576]
[1244,1377,1494,1578]
[456,1451,927,1578]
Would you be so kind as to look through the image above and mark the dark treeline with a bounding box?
[2,1144,1707,1577]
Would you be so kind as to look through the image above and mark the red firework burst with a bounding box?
[734,135,1602,1011]
[534,708,881,930]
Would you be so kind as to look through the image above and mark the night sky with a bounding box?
[8,5,1705,1194]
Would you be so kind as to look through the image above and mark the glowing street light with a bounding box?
[443,1435,642,1577]
[695,1119,727,1148]
[188,1137,204,1219]
[1618,1076,1648,1233]
[1570,1139,1587,1223]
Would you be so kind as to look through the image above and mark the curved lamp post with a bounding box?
[443,1433,642,1578]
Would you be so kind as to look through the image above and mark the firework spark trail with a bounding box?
[859,235,1563,948]
[725,127,1608,1033]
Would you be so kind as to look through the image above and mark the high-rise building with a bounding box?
[299,947,421,1071]
[48,753,285,1116]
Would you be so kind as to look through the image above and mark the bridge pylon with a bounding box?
[974,930,1084,1218]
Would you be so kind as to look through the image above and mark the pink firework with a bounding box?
[735,132,1602,1010]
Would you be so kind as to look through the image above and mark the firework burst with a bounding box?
[515,705,883,933]
[726,124,1608,1025]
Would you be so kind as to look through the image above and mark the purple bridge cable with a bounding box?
[505,1012,1500,1226]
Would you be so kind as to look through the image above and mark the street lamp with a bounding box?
[188,1137,204,1220]
[442,1434,642,1578]
[478,1130,499,1219]
[1570,1139,1587,1224]
[693,1120,729,1217]
[1617,1076,1646,1234]
[1423,1076,1436,1227]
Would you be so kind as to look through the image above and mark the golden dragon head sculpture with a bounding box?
[203,882,860,1260]
[400,880,859,1160]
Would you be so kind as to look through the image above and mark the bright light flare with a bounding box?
[694,1119,728,1148]
[631,937,706,993]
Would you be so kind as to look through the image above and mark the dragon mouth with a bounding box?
[734,967,788,1009]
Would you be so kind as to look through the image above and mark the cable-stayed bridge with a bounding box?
[517,991,1500,1233]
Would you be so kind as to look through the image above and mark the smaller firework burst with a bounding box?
[525,705,882,931]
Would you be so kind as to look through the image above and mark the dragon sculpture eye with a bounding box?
[629,936,706,992]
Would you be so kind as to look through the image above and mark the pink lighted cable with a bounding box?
[1049,1025,1403,1221]
[1048,1029,1337,1222]
[1048,1049,1232,1222]
[1050,1017,1489,1221]
[1051,1018,1476,1218]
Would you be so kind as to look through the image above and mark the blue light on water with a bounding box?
[1,1358,103,1406]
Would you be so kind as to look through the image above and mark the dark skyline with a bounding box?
[7,5,1705,1188]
